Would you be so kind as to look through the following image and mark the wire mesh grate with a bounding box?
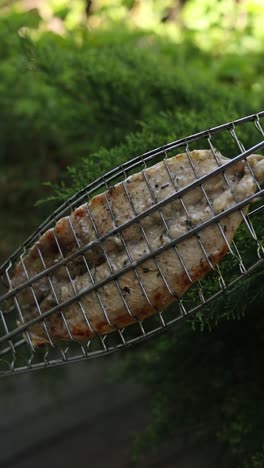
[0,111,264,376]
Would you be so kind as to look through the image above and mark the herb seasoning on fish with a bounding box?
[12,150,264,346]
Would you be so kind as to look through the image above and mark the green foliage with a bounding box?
[243,448,264,468]
[116,295,264,466]
[1,7,263,174]
[51,71,264,466]
[0,13,220,257]
[0,3,264,466]
[45,98,263,203]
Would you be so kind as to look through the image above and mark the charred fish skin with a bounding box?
[11,150,264,346]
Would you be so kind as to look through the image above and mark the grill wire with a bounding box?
[0,111,264,377]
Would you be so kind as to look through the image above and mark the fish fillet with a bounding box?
[11,150,264,346]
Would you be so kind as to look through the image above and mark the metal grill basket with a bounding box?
[0,111,264,377]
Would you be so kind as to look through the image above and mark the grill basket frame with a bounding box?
[0,111,264,377]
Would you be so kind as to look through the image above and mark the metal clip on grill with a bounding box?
[0,111,264,377]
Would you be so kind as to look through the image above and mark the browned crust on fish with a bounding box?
[10,150,264,347]
[23,241,228,346]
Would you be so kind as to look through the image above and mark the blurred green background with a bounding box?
[0,1,264,467]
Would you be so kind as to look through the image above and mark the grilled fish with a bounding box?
[11,150,264,346]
